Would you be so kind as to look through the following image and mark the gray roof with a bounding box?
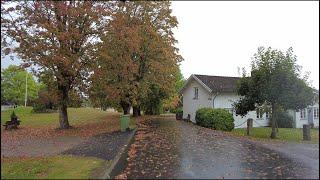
[194,74,241,93]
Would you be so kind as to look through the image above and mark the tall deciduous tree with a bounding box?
[162,67,185,112]
[1,65,40,105]
[234,47,314,138]
[95,1,182,115]
[2,1,109,128]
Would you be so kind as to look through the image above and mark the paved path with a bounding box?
[1,130,135,161]
[1,136,85,157]
[62,130,135,160]
[117,117,319,179]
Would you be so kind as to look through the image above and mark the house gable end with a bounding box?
[179,74,212,95]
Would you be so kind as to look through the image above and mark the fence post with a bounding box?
[303,124,311,141]
[246,118,253,136]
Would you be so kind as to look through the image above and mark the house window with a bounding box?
[300,109,306,119]
[194,87,198,99]
[266,111,270,119]
[256,109,263,119]
[314,108,319,119]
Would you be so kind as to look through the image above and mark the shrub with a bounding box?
[32,103,46,113]
[277,110,294,128]
[32,103,57,113]
[175,107,183,114]
[32,88,58,113]
[175,107,183,120]
[10,111,17,119]
[195,108,213,127]
[196,108,235,131]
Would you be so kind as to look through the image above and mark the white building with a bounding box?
[180,74,319,128]
[288,104,319,128]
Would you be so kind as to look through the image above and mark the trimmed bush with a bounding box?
[196,108,235,131]
[277,111,294,128]
[32,103,57,113]
[195,108,213,128]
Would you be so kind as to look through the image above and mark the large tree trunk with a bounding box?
[121,101,131,115]
[133,106,141,117]
[58,86,70,129]
[270,103,277,139]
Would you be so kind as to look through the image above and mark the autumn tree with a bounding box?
[2,1,109,128]
[34,71,84,112]
[141,83,167,115]
[234,47,314,138]
[88,71,115,110]
[162,67,185,112]
[95,1,182,115]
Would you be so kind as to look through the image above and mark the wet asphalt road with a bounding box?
[119,117,319,179]
[61,130,134,160]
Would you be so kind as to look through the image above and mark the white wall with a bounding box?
[294,104,319,128]
[182,79,212,122]
[233,112,270,128]
[312,103,319,127]
[214,92,270,128]
[314,106,319,127]
[182,81,270,127]
[295,110,309,128]
[213,92,239,109]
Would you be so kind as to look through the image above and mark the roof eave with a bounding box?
[179,74,213,94]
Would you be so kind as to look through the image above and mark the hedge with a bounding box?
[195,108,235,131]
[276,110,294,128]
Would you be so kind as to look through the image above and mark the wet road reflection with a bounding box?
[117,118,318,179]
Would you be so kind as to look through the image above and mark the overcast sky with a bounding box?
[1,1,319,88]
[171,1,319,88]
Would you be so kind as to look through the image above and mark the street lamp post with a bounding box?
[24,72,27,107]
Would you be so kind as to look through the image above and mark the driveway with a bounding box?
[117,117,319,179]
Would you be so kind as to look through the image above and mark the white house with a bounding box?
[180,74,319,128]
[288,102,319,128]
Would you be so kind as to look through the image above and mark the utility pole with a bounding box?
[24,72,27,107]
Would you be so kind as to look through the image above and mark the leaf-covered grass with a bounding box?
[1,106,137,140]
[1,155,105,179]
[231,127,319,143]
[1,106,135,128]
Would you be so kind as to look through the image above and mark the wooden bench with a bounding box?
[3,118,20,130]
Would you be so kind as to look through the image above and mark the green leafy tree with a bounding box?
[234,47,314,138]
[141,84,167,115]
[1,65,39,105]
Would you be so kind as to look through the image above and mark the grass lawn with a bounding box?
[1,106,136,128]
[1,155,105,179]
[1,106,137,139]
[1,107,137,179]
[231,127,319,143]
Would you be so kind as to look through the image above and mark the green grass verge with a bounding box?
[1,106,120,127]
[1,155,105,179]
[231,127,319,143]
